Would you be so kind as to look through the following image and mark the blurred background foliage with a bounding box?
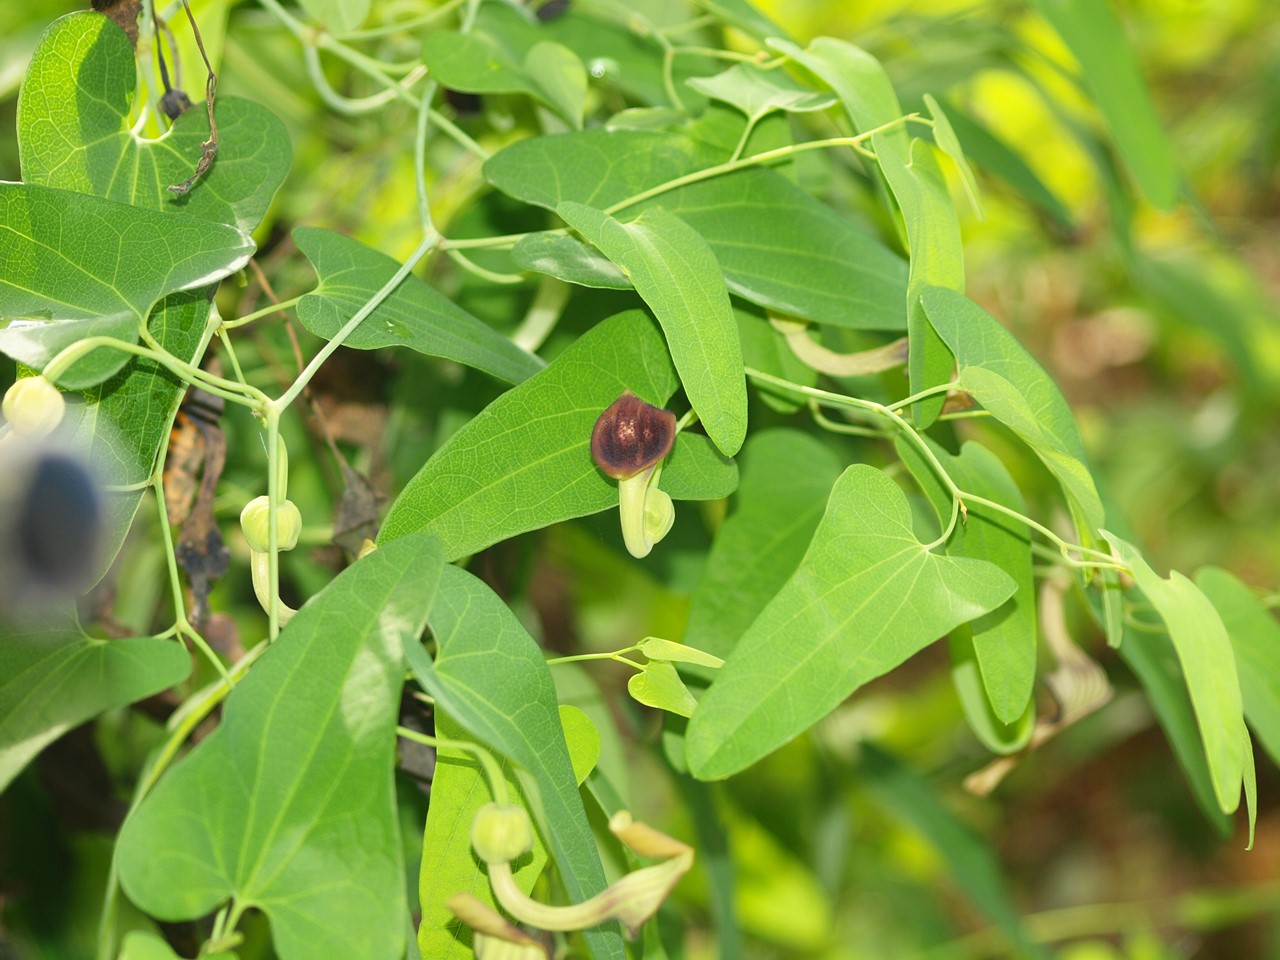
[2,1,1280,958]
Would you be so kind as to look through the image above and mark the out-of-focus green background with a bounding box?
[2,1,1279,958]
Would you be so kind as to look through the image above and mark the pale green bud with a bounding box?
[239,495,302,552]
[3,377,65,437]
[471,803,534,865]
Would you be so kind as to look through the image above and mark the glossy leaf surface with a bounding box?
[294,227,543,385]
[687,465,1016,779]
[378,310,737,559]
[0,182,252,389]
[403,564,625,960]
[117,533,446,960]
[18,12,291,232]
[557,202,746,455]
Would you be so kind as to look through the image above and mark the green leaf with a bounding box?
[1028,0,1179,209]
[0,624,191,793]
[860,744,1051,959]
[923,94,981,217]
[556,202,746,455]
[769,37,908,154]
[485,130,909,330]
[934,99,1074,230]
[403,564,626,960]
[922,285,1105,536]
[294,227,543,385]
[687,465,1016,779]
[948,631,1035,755]
[511,232,632,289]
[524,41,588,129]
[876,137,964,427]
[638,637,724,669]
[1103,533,1246,814]
[1117,625,1230,834]
[0,183,253,389]
[1196,567,1280,769]
[120,930,235,960]
[735,305,816,413]
[421,30,586,127]
[378,310,738,560]
[18,12,290,232]
[297,0,368,33]
[685,64,834,121]
[769,38,959,423]
[898,438,1037,727]
[628,661,699,718]
[117,532,447,960]
[685,429,842,662]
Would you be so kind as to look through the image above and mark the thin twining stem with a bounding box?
[746,367,1122,570]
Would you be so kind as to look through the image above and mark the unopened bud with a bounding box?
[471,803,534,865]
[3,377,65,437]
[239,496,302,552]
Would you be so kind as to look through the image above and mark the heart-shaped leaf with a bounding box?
[687,465,1016,779]
[117,532,446,960]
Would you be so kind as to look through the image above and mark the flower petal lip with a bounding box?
[590,391,676,479]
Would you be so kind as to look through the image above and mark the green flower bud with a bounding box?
[239,495,302,552]
[3,377,66,437]
[471,803,534,865]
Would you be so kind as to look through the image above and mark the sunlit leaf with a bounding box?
[417,713,550,960]
[0,623,191,793]
[117,533,446,960]
[687,465,1016,779]
[922,286,1105,535]
[1028,0,1179,209]
[378,310,737,560]
[511,232,632,289]
[0,183,253,389]
[1103,533,1246,814]
[19,12,290,233]
[403,564,626,960]
[556,202,746,456]
[628,661,698,718]
[294,228,543,385]
[638,637,724,669]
